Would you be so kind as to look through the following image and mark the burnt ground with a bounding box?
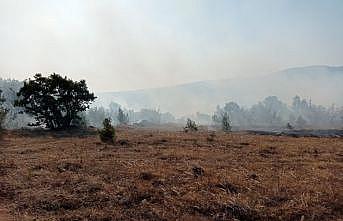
[248,129,343,138]
[0,129,342,220]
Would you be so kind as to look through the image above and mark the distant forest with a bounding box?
[1,78,342,130]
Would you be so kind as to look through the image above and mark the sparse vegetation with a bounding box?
[0,129,342,220]
[286,122,294,130]
[192,166,205,177]
[15,73,96,130]
[0,90,7,130]
[98,118,116,144]
[207,132,216,142]
[1,76,342,130]
[213,111,232,132]
[221,112,232,132]
[184,118,198,132]
[1,2,342,220]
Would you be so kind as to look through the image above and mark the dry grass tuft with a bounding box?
[0,128,342,220]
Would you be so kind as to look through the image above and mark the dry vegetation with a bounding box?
[0,128,342,221]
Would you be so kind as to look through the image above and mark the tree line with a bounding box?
[1,74,342,130]
[213,96,343,129]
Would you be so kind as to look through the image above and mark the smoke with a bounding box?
[1,0,342,93]
[0,1,342,126]
[96,65,343,117]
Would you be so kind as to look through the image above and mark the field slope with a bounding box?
[0,129,342,220]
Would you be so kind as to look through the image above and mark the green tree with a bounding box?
[98,118,116,144]
[15,73,96,130]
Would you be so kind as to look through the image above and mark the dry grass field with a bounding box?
[0,128,342,221]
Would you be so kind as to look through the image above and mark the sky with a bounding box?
[0,0,342,92]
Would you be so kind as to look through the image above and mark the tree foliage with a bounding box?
[15,73,96,129]
[98,118,116,144]
[214,95,343,129]
[0,78,33,129]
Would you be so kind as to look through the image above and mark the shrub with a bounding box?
[98,118,116,144]
[286,122,294,130]
[192,166,204,177]
[0,90,7,130]
[213,112,231,132]
[207,132,216,142]
[0,110,6,129]
[184,118,198,132]
[221,112,232,132]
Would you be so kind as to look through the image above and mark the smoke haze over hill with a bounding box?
[1,1,343,92]
[97,65,343,116]
[0,1,342,129]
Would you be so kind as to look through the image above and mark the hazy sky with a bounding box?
[0,0,342,92]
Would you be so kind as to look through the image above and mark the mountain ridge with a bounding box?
[99,65,343,95]
[96,65,343,115]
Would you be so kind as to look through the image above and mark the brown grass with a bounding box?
[0,128,342,220]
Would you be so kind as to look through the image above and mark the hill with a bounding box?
[97,65,343,116]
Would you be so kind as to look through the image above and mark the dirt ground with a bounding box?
[0,129,342,220]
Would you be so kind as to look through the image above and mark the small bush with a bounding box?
[192,166,204,177]
[221,112,231,132]
[207,132,215,142]
[184,118,198,132]
[213,112,231,132]
[286,122,294,130]
[0,109,6,129]
[139,172,155,181]
[98,118,116,144]
[0,90,7,131]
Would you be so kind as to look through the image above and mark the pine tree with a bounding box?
[98,118,116,144]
